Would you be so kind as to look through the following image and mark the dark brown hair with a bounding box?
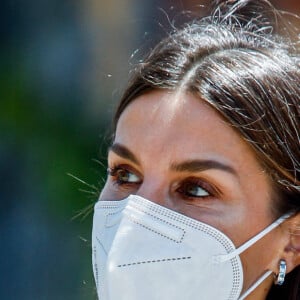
[112,0,300,298]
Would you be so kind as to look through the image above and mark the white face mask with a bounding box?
[92,195,290,300]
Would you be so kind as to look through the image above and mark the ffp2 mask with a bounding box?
[92,195,291,299]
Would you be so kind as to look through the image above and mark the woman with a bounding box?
[92,0,300,299]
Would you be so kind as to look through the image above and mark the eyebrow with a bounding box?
[109,143,237,176]
[109,143,140,165]
[170,160,237,175]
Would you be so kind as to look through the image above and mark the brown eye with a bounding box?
[185,183,210,197]
[177,179,212,198]
[108,167,141,185]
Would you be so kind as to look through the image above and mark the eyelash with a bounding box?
[176,178,215,199]
[107,165,142,186]
[107,165,217,199]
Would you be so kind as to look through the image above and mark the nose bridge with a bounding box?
[135,176,170,208]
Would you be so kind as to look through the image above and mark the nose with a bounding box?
[135,179,173,210]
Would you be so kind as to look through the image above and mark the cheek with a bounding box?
[239,228,282,291]
[99,180,133,201]
[99,181,116,201]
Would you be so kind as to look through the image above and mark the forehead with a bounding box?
[115,90,255,165]
[119,90,216,123]
[117,91,225,139]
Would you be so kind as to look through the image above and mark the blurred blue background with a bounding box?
[2,0,299,299]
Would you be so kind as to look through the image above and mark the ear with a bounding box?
[280,213,300,274]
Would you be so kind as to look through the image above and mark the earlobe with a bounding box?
[281,213,300,274]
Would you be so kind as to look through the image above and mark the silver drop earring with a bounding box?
[275,260,287,285]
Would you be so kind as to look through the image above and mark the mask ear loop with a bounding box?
[240,259,287,299]
[238,270,273,300]
[211,212,293,300]
[213,212,293,263]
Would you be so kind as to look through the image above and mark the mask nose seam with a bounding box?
[124,207,186,243]
[131,217,186,243]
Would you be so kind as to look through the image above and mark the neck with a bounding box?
[242,273,273,300]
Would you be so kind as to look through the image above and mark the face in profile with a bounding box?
[100,90,289,297]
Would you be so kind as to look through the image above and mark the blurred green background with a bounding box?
[2,0,299,299]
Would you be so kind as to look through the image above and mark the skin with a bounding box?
[100,90,297,299]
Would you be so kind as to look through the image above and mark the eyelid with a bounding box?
[108,143,140,166]
[108,147,141,169]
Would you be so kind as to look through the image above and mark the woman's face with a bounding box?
[100,90,285,297]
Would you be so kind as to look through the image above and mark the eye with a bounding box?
[107,166,141,185]
[177,178,213,199]
[185,183,210,197]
